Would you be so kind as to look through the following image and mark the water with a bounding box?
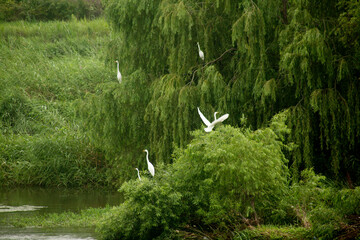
[0,187,122,240]
[0,226,95,240]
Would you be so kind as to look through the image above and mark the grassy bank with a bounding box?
[0,206,308,239]
[1,207,111,228]
[0,18,113,187]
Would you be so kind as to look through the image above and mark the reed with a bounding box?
[0,18,112,187]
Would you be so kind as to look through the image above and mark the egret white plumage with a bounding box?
[135,168,141,181]
[197,42,204,61]
[115,60,122,83]
[197,107,229,132]
[143,149,155,177]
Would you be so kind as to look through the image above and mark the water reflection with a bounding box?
[0,226,95,240]
[0,187,122,213]
[0,187,122,239]
[0,205,47,213]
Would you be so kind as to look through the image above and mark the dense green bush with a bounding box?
[0,0,103,22]
[98,113,290,239]
[98,177,182,240]
[272,168,360,239]
[170,125,289,226]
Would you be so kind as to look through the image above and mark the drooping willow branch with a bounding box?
[189,47,237,85]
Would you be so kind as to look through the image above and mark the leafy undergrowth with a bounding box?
[173,224,308,240]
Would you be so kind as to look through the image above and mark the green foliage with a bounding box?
[0,19,110,187]
[273,169,360,239]
[0,92,36,133]
[0,133,105,187]
[94,0,360,190]
[336,0,360,54]
[104,0,166,75]
[234,225,308,240]
[98,177,182,240]
[171,125,289,225]
[98,120,290,239]
[0,0,103,21]
[1,206,111,228]
[78,69,151,185]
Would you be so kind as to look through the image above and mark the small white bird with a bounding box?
[197,42,204,61]
[197,107,229,132]
[143,149,155,177]
[135,168,141,181]
[115,60,122,83]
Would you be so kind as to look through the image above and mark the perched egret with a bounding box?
[197,107,229,132]
[115,60,122,83]
[143,149,155,177]
[197,42,204,61]
[135,168,141,181]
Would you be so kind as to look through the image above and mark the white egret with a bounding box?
[197,107,229,132]
[135,168,141,181]
[197,42,204,61]
[143,149,155,177]
[115,60,122,83]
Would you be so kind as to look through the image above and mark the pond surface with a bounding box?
[0,187,122,240]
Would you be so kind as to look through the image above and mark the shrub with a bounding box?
[98,177,182,240]
[170,125,289,226]
[273,168,360,238]
[98,116,291,239]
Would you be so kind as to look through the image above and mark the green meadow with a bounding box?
[0,18,112,187]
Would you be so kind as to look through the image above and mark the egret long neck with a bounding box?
[116,62,119,72]
[146,151,149,163]
[197,42,200,51]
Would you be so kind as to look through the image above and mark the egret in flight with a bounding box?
[143,149,155,177]
[197,107,229,132]
[197,42,204,61]
[115,60,122,83]
[135,168,141,181]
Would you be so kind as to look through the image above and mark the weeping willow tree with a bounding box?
[80,0,360,186]
[77,70,151,184]
[278,0,360,185]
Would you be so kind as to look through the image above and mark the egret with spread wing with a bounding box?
[197,107,229,132]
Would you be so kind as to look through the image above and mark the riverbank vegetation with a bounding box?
[0,0,103,21]
[0,18,111,187]
[1,207,111,228]
[1,0,360,239]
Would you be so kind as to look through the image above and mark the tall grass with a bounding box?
[0,18,113,187]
